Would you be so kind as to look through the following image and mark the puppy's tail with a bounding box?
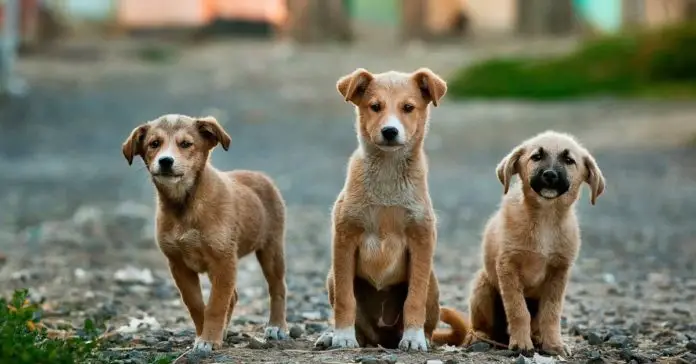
[431,307,470,347]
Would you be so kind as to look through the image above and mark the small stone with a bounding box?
[301,311,322,320]
[587,332,604,345]
[425,360,443,364]
[114,266,155,285]
[513,355,529,364]
[380,354,398,364]
[355,356,378,364]
[289,325,303,339]
[154,341,172,352]
[246,337,272,350]
[605,335,630,348]
[494,350,517,357]
[687,341,696,351]
[305,322,327,334]
[585,350,604,363]
[468,342,491,352]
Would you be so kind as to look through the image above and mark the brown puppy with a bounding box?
[121,114,288,354]
[433,131,605,356]
[315,68,446,352]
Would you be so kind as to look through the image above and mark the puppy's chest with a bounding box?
[158,226,209,273]
[519,227,569,289]
[355,206,410,290]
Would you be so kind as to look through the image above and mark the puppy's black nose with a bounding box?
[541,169,559,184]
[158,156,174,170]
[381,126,399,141]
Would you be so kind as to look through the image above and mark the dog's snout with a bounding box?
[158,156,174,170]
[541,169,559,184]
[381,126,399,141]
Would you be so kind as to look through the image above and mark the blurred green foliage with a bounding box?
[449,21,696,99]
[0,289,100,364]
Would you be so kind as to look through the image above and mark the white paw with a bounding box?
[330,327,359,348]
[314,331,334,349]
[398,328,428,352]
[264,326,288,340]
[192,337,213,355]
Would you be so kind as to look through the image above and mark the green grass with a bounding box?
[0,289,101,364]
[0,289,178,364]
[449,21,696,100]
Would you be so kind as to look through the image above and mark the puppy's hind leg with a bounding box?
[256,237,289,340]
[468,270,499,346]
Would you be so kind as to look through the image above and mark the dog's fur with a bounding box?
[315,68,447,352]
[121,114,288,353]
[432,131,605,356]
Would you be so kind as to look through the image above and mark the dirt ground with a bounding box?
[1,38,696,364]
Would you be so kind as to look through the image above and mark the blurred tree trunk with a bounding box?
[517,0,576,35]
[401,0,428,41]
[686,0,696,19]
[285,0,352,43]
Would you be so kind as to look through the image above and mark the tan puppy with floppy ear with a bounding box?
[121,114,289,354]
[315,68,447,352]
[433,131,605,356]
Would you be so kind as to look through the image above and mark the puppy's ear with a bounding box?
[412,68,447,107]
[122,124,150,165]
[496,146,525,194]
[196,116,231,151]
[337,68,374,104]
[583,154,605,205]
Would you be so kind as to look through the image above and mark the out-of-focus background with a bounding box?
[0,1,695,363]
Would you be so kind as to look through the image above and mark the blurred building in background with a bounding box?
[2,0,696,47]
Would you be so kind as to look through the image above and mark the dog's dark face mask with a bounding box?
[528,147,573,199]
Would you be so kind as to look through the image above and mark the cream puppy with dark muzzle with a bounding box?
[121,114,289,354]
[316,68,447,352]
[433,131,605,356]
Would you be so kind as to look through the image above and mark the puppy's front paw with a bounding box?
[314,331,334,349]
[330,327,359,348]
[264,326,288,340]
[509,334,534,356]
[398,328,428,352]
[191,337,215,355]
[541,338,571,357]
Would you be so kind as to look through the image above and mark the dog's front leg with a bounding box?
[194,253,237,354]
[330,223,360,348]
[400,221,435,352]
[537,265,571,356]
[169,260,205,337]
[497,256,534,354]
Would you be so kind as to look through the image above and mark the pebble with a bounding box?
[513,355,530,364]
[304,322,327,334]
[586,350,604,363]
[687,341,696,351]
[154,341,172,352]
[114,266,155,285]
[289,325,304,339]
[468,341,491,352]
[606,334,630,348]
[587,332,605,345]
[425,360,443,364]
[246,337,272,350]
[494,350,517,357]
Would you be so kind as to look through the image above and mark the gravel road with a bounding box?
[0,39,695,364]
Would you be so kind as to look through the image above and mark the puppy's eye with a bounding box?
[563,156,576,165]
[179,141,192,149]
[403,103,415,113]
[530,153,542,161]
[370,103,382,112]
[149,140,160,149]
